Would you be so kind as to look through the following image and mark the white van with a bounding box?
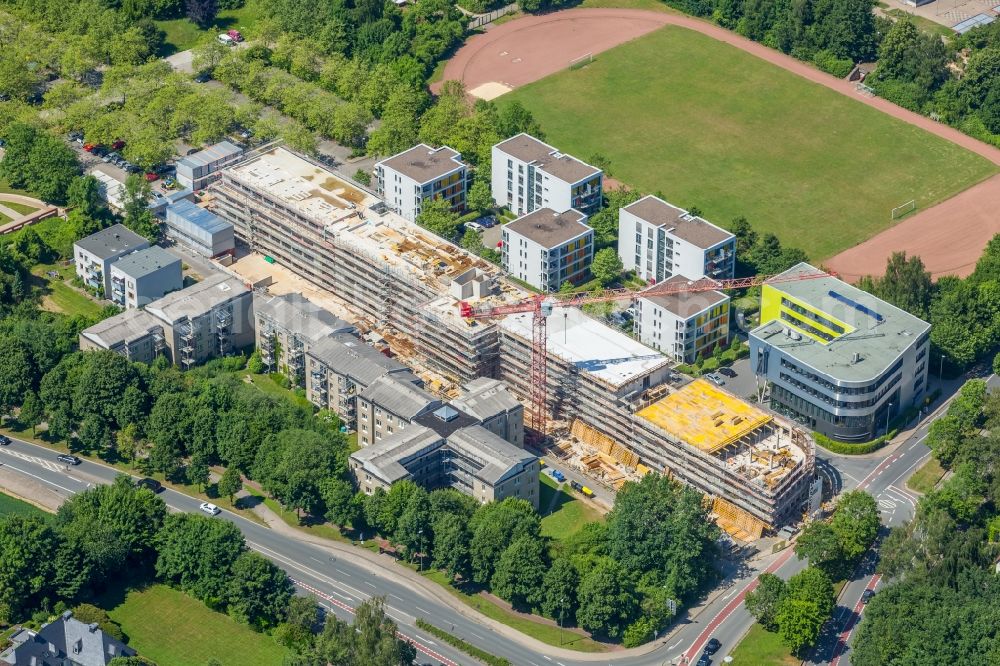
[217,33,234,46]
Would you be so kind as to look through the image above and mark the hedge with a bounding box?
[415,618,512,666]
[814,431,896,455]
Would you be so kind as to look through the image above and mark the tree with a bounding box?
[122,174,159,240]
[253,429,344,519]
[187,452,211,491]
[587,187,641,250]
[394,486,432,561]
[187,0,218,27]
[576,558,639,640]
[247,350,265,375]
[0,515,58,623]
[155,513,246,605]
[540,556,578,624]
[731,216,758,258]
[469,498,540,584]
[218,466,243,504]
[830,491,880,561]
[491,536,547,610]
[78,414,110,452]
[856,252,933,320]
[467,178,492,213]
[786,566,835,618]
[416,196,460,240]
[591,248,623,287]
[0,336,34,414]
[873,19,948,93]
[320,477,360,528]
[67,175,105,218]
[460,227,485,256]
[227,551,294,629]
[19,390,43,435]
[744,572,786,630]
[432,513,471,581]
[776,598,825,654]
[794,521,845,577]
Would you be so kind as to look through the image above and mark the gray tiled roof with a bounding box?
[359,374,440,420]
[309,334,412,388]
[377,144,465,183]
[641,275,729,318]
[255,292,354,345]
[495,134,601,184]
[624,195,734,249]
[351,425,442,484]
[74,224,149,260]
[0,612,136,666]
[505,208,591,248]
[447,425,536,484]
[451,378,521,421]
[144,273,248,324]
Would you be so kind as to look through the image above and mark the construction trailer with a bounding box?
[209,146,525,388]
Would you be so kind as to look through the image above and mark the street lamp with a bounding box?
[885,402,893,437]
[418,528,424,572]
[559,597,565,646]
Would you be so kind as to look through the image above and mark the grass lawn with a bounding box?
[30,263,105,320]
[156,7,262,56]
[729,622,799,665]
[0,178,34,197]
[502,26,996,260]
[0,211,9,225]
[248,373,315,410]
[3,201,38,216]
[907,456,946,494]
[106,585,288,666]
[539,475,603,541]
[0,490,50,518]
[422,570,609,652]
[884,9,953,39]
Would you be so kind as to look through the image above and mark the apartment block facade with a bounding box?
[491,134,603,216]
[750,264,931,442]
[74,224,150,298]
[451,377,525,447]
[617,195,736,283]
[164,199,236,258]
[357,374,442,447]
[636,276,731,363]
[501,208,593,291]
[108,246,182,310]
[175,140,244,191]
[374,144,467,222]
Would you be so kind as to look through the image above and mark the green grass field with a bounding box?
[0,491,49,519]
[31,263,105,320]
[729,623,799,665]
[539,475,604,541]
[106,585,288,666]
[156,7,261,55]
[907,457,946,494]
[503,26,996,260]
[2,201,38,216]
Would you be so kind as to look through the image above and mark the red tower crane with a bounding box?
[459,270,836,438]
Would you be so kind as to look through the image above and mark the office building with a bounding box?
[374,144,468,222]
[491,134,603,216]
[164,199,236,258]
[175,140,244,190]
[635,276,730,362]
[749,263,931,442]
[501,208,593,291]
[74,224,150,297]
[108,246,183,309]
[350,406,539,508]
[618,195,736,283]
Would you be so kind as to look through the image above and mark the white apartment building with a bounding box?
[501,208,593,292]
[108,246,183,310]
[74,224,150,298]
[618,195,736,283]
[374,144,467,222]
[636,276,731,363]
[492,134,603,216]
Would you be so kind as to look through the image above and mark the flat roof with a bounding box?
[376,144,465,184]
[166,199,232,235]
[74,224,148,260]
[750,263,930,382]
[500,307,669,388]
[504,208,590,248]
[954,13,994,33]
[623,195,733,249]
[177,140,243,170]
[637,379,773,454]
[80,308,162,348]
[641,275,729,318]
[109,246,180,279]
[145,273,247,323]
[494,134,601,184]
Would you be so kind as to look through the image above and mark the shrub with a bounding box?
[701,357,720,372]
[813,430,898,455]
[721,349,738,363]
[415,619,511,666]
[622,616,658,648]
[812,50,854,79]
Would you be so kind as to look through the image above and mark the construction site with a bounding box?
[206,145,815,534]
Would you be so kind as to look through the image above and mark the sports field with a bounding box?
[502,26,997,260]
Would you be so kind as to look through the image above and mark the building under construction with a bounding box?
[209,146,524,388]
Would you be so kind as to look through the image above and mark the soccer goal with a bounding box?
[891,199,916,220]
[568,52,594,71]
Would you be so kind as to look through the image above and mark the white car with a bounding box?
[199,502,221,516]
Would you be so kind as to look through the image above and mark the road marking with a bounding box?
[247,541,370,600]
[469,631,485,641]
[669,639,683,649]
[543,656,552,662]
[0,448,66,473]
[309,556,323,564]
[415,606,430,614]
[0,459,79,494]
[365,581,377,588]
[390,593,403,601]
[888,452,930,487]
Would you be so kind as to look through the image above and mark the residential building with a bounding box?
[145,273,253,367]
[357,374,442,446]
[374,144,468,222]
[74,224,149,297]
[617,195,736,283]
[630,379,816,531]
[491,134,603,216]
[305,333,419,429]
[451,377,524,446]
[350,406,539,508]
[636,276,730,362]
[164,199,236,258]
[1,610,137,666]
[79,309,166,364]
[749,263,931,442]
[175,140,244,190]
[502,208,593,291]
[108,246,183,309]
[254,292,355,384]
[210,146,523,386]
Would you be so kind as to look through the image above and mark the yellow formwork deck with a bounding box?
[636,379,772,455]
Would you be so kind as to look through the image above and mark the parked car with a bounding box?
[199,502,221,516]
[68,131,83,143]
[217,33,235,46]
[111,139,125,150]
[704,638,721,654]
[862,589,875,604]
[0,434,10,445]
[135,478,164,493]
[706,372,725,385]
[163,177,178,189]
[57,454,82,465]
[466,221,483,232]
[476,215,498,228]
[227,29,244,42]
[581,486,594,497]
[144,172,160,182]
[570,480,583,492]
[718,367,737,377]
[696,654,712,666]
[83,142,97,152]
